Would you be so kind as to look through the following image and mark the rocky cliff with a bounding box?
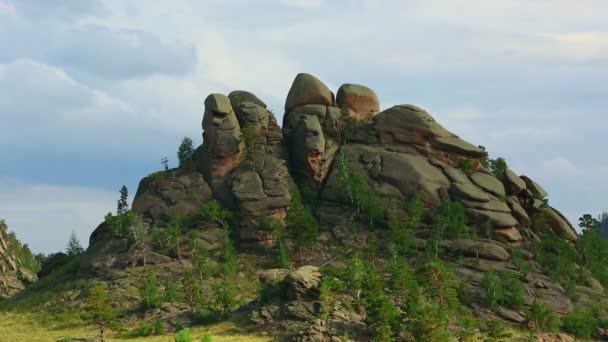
[80,72,604,340]
[0,220,37,299]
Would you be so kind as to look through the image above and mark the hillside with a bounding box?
[2,72,608,341]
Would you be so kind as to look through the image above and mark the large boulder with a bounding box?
[285,265,322,300]
[373,105,485,158]
[520,176,548,199]
[228,90,267,109]
[546,207,577,240]
[469,172,506,198]
[336,83,380,119]
[506,197,531,226]
[285,73,334,113]
[466,209,519,228]
[447,239,510,261]
[505,169,526,194]
[132,170,214,227]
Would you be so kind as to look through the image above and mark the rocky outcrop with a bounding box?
[199,93,244,180]
[132,170,214,226]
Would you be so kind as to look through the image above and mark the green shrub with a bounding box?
[526,300,560,332]
[562,309,598,340]
[531,234,578,282]
[482,270,525,309]
[153,319,164,335]
[434,198,469,240]
[511,248,532,277]
[132,322,154,337]
[564,279,580,302]
[258,280,287,304]
[201,334,213,342]
[334,152,385,228]
[175,328,192,342]
[480,320,512,342]
[456,159,476,175]
[487,157,508,182]
[138,270,163,311]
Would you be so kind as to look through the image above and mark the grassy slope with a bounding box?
[0,256,272,342]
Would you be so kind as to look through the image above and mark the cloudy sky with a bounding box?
[1,0,606,254]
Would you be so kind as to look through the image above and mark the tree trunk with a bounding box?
[99,322,105,342]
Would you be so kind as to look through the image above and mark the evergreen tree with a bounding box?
[579,213,600,231]
[286,194,319,263]
[66,230,84,256]
[83,283,117,342]
[161,157,169,171]
[117,185,129,214]
[105,186,136,239]
[177,136,195,168]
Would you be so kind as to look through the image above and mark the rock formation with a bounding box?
[78,72,597,340]
[0,220,37,299]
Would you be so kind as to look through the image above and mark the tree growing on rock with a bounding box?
[239,126,262,172]
[334,152,385,229]
[65,230,84,256]
[177,136,195,169]
[105,185,137,239]
[83,283,118,342]
[487,157,508,182]
[129,215,152,268]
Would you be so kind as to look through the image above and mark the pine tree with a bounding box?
[286,194,319,263]
[117,185,129,214]
[83,283,117,342]
[66,230,84,256]
[177,137,195,168]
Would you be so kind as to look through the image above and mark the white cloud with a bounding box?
[281,0,325,8]
[0,177,116,254]
[0,0,15,16]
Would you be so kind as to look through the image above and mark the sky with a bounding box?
[0,0,606,254]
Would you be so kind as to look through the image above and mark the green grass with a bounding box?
[0,311,271,342]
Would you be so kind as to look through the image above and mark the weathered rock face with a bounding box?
[132,170,214,227]
[373,105,485,160]
[200,93,244,180]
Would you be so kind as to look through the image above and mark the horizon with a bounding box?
[1,0,607,254]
